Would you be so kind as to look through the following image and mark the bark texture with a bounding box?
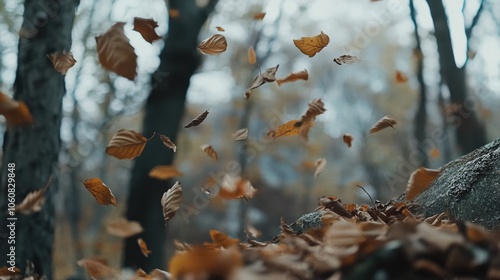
[0,0,79,278]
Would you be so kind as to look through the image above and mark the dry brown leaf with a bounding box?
[161,181,182,224]
[245,224,262,239]
[273,120,301,138]
[106,218,143,238]
[201,144,219,161]
[47,52,76,74]
[149,165,183,180]
[253,12,266,20]
[169,9,180,18]
[159,134,176,152]
[232,128,248,141]
[406,167,440,201]
[342,134,353,148]
[77,258,118,279]
[198,34,227,55]
[247,46,256,64]
[137,238,151,257]
[369,115,397,134]
[293,31,330,57]
[204,229,240,249]
[295,98,326,140]
[216,26,225,32]
[245,64,279,99]
[95,22,137,80]
[0,91,33,125]
[105,129,152,159]
[184,110,209,128]
[218,174,256,200]
[333,55,360,65]
[133,17,161,44]
[395,70,408,83]
[276,69,309,86]
[429,147,441,159]
[82,178,117,206]
[314,158,327,178]
[15,177,51,215]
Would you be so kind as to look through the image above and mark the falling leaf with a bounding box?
[333,55,360,65]
[232,128,248,141]
[159,134,177,152]
[247,46,256,64]
[253,12,266,20]
[276,69,309,86]
[295,98,326,140]
[406,168,440,201]
[82,178,117,206]
[133,17,161,44]
[161,181,182,224]
[201,144,219,161]
[149,165,183,180]
[137,238,151,257]
[169,9,180,18]
[15,177,51,215]
[395,70,408,83]
[105,129,152,159]
[216,26,225,32]
[77,258,118,280]
[245,225,262,239]
[106,218,143,238]
[205,230,240,249]
[95,22,138,80]
[0,91,33,125]
[293,31,330,57]
[342,134,353,148]
[184,110,209,128]
[245,64,279,99]
[273,120,301,138]
[47,52,76,74]
[314,158,327,178]
[198,34,227,55]
[218,174,256,200]
[429,147,441,159]
[369,115,397,134]
[467,49,477,60]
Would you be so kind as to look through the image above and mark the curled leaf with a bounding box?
[369,115,397,134]
[232,128,248,141]
[0,91,33,125]
[333,55,360,65]
[15,177,51,215]
[149,165,183,180]
[276,69,309,86]
[137,238,152,257]
[159,134,177,152]
[133,17,161,44]
[219,174,256,200]
[406,168,440,201]
[295,98,326,140]
[201,144,219,161]
[314,158,327,178]
[273,120,301,138]
[82,178,117,206]
[293,31,330,57]
[342,134,353,148]
[253,12,266,20]
[105,129,152,159]
[216,26,225,32]
[198,34,227,55]
[47,52,76,74]
[245,65,279,99]
[247,46,256,64]
[184,110,209,128]
[106,218,143,238]
[161,181,182,224]
[395,70,408,83]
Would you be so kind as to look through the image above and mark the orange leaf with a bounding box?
[395,70,408,83]
[314,158,327,178]
[0,91,33,125]
[295,98,326,140]
[159,134,177,152]
[247,46,256,64]
[161,181,182,224]
[149,165,183,180]
[232,128,248,141]
[82,178,117,206]
[105,129,152,159]
[106,218,143,238]
[406,168,440,201]
[342,134,353,148]
[205,230,240,249]
[15,177,51,215]
[333,55,360,65]
[293,31,330,57]
[133,17,161,44]
[201,144,219,161]
[95,22,138,80]
[218,174,256,200]
[184,110,209,128]
[245,64,279,99]
[137,238,152,257]
[276,69,309,86]
[369,115,397,134]
[273,120,301,138]
[169,9,180,18]
[47,52,76,74]
[216,26,225,32]
[253,12,266,20]
[429,147,441,159]
[77,258,118,279]
[198,34,227,55]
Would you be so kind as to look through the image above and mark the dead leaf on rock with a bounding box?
[406,167,440,200]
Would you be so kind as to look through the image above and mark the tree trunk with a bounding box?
[0,0,79,278]
[123,0,217,270]
[425,0,486,155]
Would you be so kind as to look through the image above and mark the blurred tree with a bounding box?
[0,0,80,278]
[426,0,486,154]
[123,0,219,270]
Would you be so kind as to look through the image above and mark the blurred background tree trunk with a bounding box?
[123,0,218,271]
[0,0,80,278]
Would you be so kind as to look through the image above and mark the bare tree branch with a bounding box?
[465,0,485,40]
